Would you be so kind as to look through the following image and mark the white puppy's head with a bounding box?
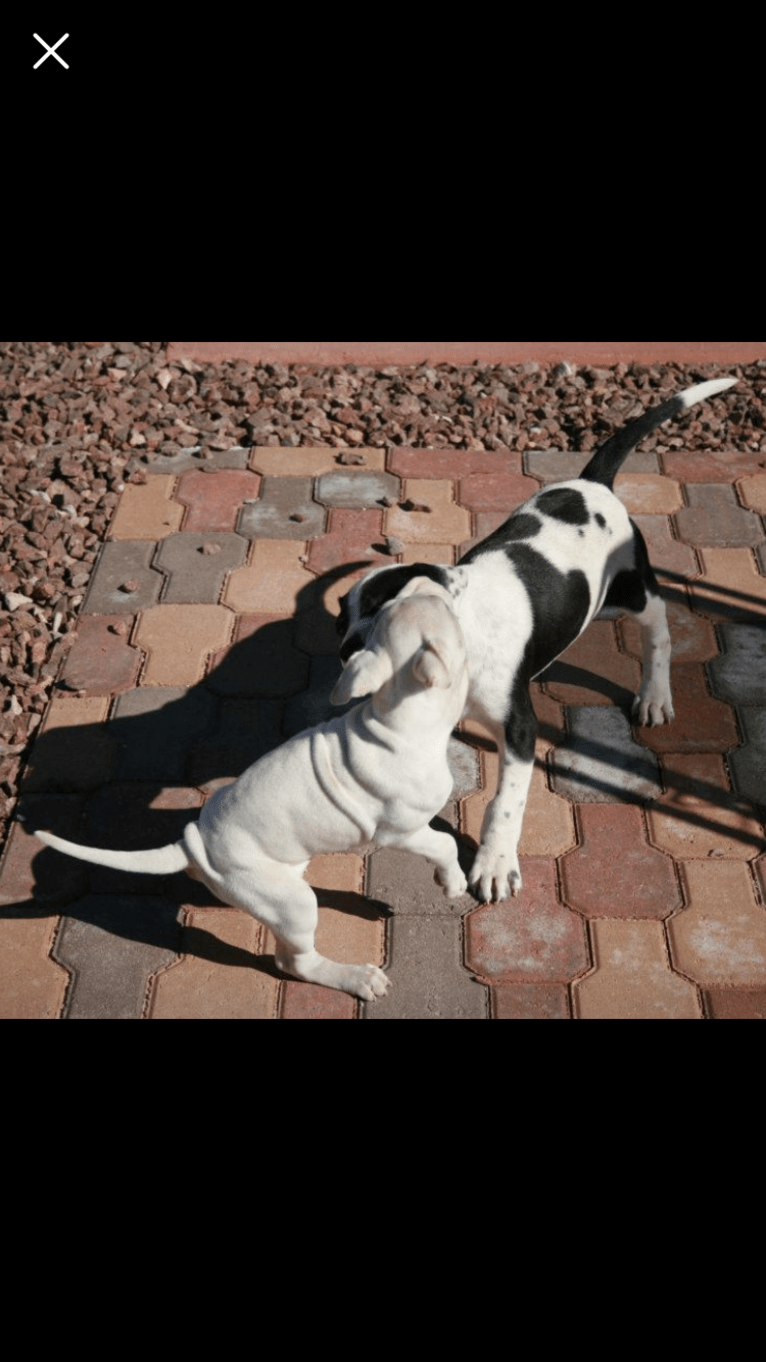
[336,562,453,668]
[330,579,466,709]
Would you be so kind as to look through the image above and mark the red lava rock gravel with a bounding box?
[2,341,765,856]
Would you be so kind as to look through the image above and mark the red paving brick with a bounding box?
[4,349,766,1019]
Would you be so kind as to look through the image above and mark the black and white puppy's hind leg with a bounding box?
[600,521,674,727]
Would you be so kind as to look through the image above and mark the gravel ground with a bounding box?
[2,341,764,857]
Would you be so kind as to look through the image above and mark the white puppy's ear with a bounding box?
[330,649,394,704]
[412,641,450,689]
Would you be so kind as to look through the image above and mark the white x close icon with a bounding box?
[33,33,70,69]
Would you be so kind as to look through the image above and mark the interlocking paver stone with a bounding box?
[208,614,310,698]
[613,473,682,514]
[636,664,739,754]
[389,447,521,479]
[707,624,766,704]
[187,697,284,784]
[155,532,247,603]
[674,484,764,546]
[727,709,766,809]
[629,513,697,580]
[560,805,681,919]
[307,509,389,576]
[366,844,471,918]
[315,469,400,509]
[23,696,115,792]
[574,920,702,1019]
[690,548,766,623]
[618,597,719,665]
[542,620,640,708]
[60,615,142,695]
[702,987,766,1019]
[737,474,766,514]
[384,480,471,545]
[147,908,279,1019]
[465,858,589,982]
[460,744,575,859]
[135,604,233,686]
[648,753,764,861]
[81,541,164,615]
[110,687,217,781]
[660,446,758,483]
[364,916,487,1020]
[670,862,766,987]
[238,477,326,540]
[549,706,662,802]
[53,894,181,1019]
[225,540,315,615]
[175,469,262,532]
[0,795,87,907]
[491,984,571,1019]
[524,449,659,483]
[0,901,68,1018]
[457,469,539,511]
[79,784,204,897]
[249,447,386,478]
[108,476,184,540]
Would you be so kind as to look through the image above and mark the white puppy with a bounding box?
[337,377,738,902]
[35,583,469,1001]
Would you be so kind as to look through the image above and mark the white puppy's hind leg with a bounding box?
[630,592,674,727]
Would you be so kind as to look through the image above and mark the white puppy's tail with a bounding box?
[579,376,738,489]
[35,828,190,874]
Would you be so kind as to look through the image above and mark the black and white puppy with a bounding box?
[336,377,737,903]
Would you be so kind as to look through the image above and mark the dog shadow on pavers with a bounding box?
[2,563,392,970]
[3,564,765,962]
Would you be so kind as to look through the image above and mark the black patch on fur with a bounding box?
[339,630,368,663]
[460,513,541,562]
[506,544,592,680]
[595,513,606,528]
[603,521,659,615]
[536,487,590,525]
[357,563,449,620]
[336,592,350,637]
[505,671,537,763]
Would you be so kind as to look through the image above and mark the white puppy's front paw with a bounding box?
[468,848,522,902]
[632,690,674,727]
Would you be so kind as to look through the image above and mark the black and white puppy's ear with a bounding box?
[411,640,450,689]
[330,647,394,704]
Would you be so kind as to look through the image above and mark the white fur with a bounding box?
[36,589,469,1001]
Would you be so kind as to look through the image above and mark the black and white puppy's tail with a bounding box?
[579,377,738,489]
[35,828,189,875]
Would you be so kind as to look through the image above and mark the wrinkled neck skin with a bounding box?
[365,668,465,749]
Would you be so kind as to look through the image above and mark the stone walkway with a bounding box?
[2,440,765,1017]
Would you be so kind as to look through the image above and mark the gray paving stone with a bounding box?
[110,687,217,781]
[524,448,659,483]
[674,484,765,547]
[367,842,473,918]
[728,709,766,810]
[363,915,488,1019]
[447,736,480,797]
[549,706,662,802]
[315,470,400,509]
[82,541,165,614]
[155,532,247,603]
[707,624,766,705]
[237,478,326,539]
[127,447,249,475]
[54,894,181,1019]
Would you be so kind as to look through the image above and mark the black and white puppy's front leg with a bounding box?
[468,684,537,903]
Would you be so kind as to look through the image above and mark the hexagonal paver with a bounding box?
[108,476,184,540]
[460,744,575,859]
[629,514,698,580]
[109,687,217,782]
[307,509,389,576]
[59,616,142,696]
[365,915,487,1020]
[669,862,766,987]
[384,480,471,545]
[647,753,763,861]
[574,920,702,1019]
[315,469,400,508]
[542,620,640,708]
[690,548,766,623]
[388,448,519,480]
[560,804,682,919]
[524,449,659,484]
[491,984,572,1019]
[618,597,719,665]
[175,468,262,532]
[249,447,387,478]
[81,541,164,615]
[237,477,326,540]
[225,540,316,615]
[660,446,759,483]
[549,706,662,802]
[53,894,181,1019]
[737,474,766,514]
[23,696,115,792]
[674,484,764,546]
[135,604,233,686]
[636,664,739,755]
[207,614,310,698]
[465,858,589,982]
[147,907,279,1019]
[702,987,766,1019]
[707,623,766,704]
[728,709,766,809]
[155,532,247,603]
[457,468,539,511]
[613,473,682,514]
[78,784,204,898]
